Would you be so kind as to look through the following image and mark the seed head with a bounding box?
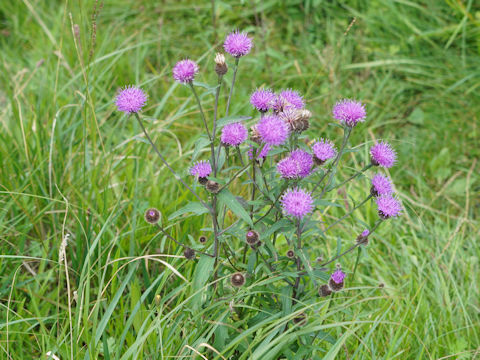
[230,272,246,287]
[214,53,228,75]
[183,248,195,260]
[116,86,147,114]
[144,208,161,224]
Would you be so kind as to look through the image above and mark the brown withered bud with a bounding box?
[198,235,207,244]
[280,109,310,133]
[183,248,195,260]
[286,249,295,259]
[230,272,245,287]
[292,313,307,326]
[379,283,385,288]
[205,180,220,194]
[144,208,161,224]
[214,53,228,76]
[319,284,332,297]
[245,230,260,245]
[198,177,209,185]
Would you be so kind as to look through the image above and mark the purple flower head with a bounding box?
[361,229,370,237]
[189,160,212,178]
[371,173,394,196]
[221,122,248,146]
[289,149,313,178]
[332,99,366,127]
[376,195,402,219]
[248,143,271,160]
[331,269,346,284]
[115,86,147,113]
[273,89,305,111]
[281,188,314,219]
[277,157,300,179]
[256,115,290,146]
[370,141,397,168]
[312,138,337,163]
[173,59,199,84]
[250,88,275,112]
[223,31,252,57]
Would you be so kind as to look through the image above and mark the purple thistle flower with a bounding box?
[189,160,212,178]
[371,173,394,197]
[115,86,147,113]
[256,115,290,146]
[289,149,313,178]
[332,99,366,127]
[221,122,248,146]
[370,141,397,168]
[223,31,252,57]
[173,59,199,84]
[277,157,300,179]
[273,89,305,111]
[312,138,337,164]
[248,143,270,160]
[280,188,314,219]
[331,269,346,284]
[376,195,402,219]
[250,88,275,112]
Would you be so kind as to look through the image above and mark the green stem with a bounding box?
[331,163,373,191]
[225,58,240,116]
[323,195,373,233]
[189,82,212,141]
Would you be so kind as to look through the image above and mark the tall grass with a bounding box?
[0,0,478,358]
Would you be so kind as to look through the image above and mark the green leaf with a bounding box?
[216,115,251,128]
[217,189,253,226]
[168,202,209,220]
[247,251,257,274]
[191,255,215,309]
[407,107,424,125]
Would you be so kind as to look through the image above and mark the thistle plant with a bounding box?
[115,30,403,330]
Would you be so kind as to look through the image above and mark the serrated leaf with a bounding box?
[217,189,253,226]
[168,202,209,220]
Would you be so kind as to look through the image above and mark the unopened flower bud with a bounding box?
[199,235,207,244]
[230,272,245,287]
[205,180,220,194]
[356,229,370,245]
[144,208,161,224]
[183,248,195,260]
[245,230,260,245]
[319,284,332,297]
[214,53,228,76]
[286,249,295,259]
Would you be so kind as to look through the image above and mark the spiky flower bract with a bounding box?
[116,86,147,113]
[248,143,270,160]
[277,157,300,179]
[172,59,199,84]
[281,188,314,219]
[312,138,337,163]
[370,141,397,168]
[250,88,275,112]
[371,173,394,196]
[189,160,212,178]
[332,99,366,127]
[376,195,402,219]
[257,115,290,146]
[274,89,305,111]
[223,31,252,57]
[221,122,248,146]
[289,149,313,178]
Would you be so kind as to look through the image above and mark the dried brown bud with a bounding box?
[199,235,207,244]
[379,283,385,288]
[144,208,161,224]
[329,278,344,292]
[214,53,228,76]
[319,284,332,297]
[230,272,245,287]
[286,249,295,259]
[280,109,310,133]
[245,230,260,245]
[205,180,220,194]
[198,176,209,185]
[292,313,307,326]
[183,248,195,260]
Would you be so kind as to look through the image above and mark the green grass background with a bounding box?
[0,0,479,358]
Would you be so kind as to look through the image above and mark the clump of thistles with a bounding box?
[312,138,337,165]
[173,59,199,84]
[221,122,248,146]
[223,31,252,58]
[371,173,394,197]
[281,188,314,219]
[190,160,212,184]
[332,99,366,127]
[250,88,275,112]
[376,195,402,219]
[370,141,397,168]
[116,86,147,114]
[256,115,290,146]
